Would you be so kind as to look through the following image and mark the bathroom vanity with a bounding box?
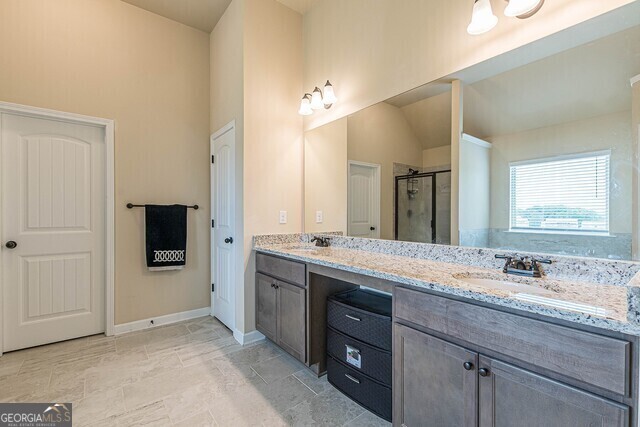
[253,236,640,427]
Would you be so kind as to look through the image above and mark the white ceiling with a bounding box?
[388,25,640,150]
[121,0,319,33]
[464,25,640,139]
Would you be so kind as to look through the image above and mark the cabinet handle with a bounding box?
[345,314,361,322]
[463,362,474,371]
[344,374,361,384]
[478,368,490,377]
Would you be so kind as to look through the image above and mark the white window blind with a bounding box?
[510,152,610,233]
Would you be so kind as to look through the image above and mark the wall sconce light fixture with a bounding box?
[299,80,337,115]
[468,0,544,35]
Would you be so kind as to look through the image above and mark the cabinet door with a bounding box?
[276,280,306,362]
[479,356,629,427]
[394,324,478,427]
[256,273,277,342]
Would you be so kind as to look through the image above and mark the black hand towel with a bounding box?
[145,204,187,271]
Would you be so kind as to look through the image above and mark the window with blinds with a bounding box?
[509,152,610,233]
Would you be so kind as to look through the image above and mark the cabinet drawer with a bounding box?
[256,253,306,287]
[395,287,631,396]
[327,327,392,386]
[327,356,392,422]
[327,299,392,351]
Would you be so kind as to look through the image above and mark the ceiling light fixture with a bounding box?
[467,0,498,35]
[298,80,337,115]
[504,0,544,18]
[298,93,313,116]
[468,0,544,35]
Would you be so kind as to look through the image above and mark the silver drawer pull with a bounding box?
[344,374,361,384]
[345,314,361,321]
[345,344,360,353]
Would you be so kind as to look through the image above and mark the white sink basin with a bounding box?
[456,277,556,296]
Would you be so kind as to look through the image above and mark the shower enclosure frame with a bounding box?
[394,170,451,242]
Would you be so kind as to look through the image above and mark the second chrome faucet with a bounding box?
[495,254,552,278]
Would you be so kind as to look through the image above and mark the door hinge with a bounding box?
[212,219,215,228]
[211,155,215,164]
[212,283,215,292]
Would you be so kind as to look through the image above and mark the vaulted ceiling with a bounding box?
[120,0,319,33]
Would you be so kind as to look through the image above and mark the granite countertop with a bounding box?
[254,242,640,336]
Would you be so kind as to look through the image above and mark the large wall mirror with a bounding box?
[304,4,640,261]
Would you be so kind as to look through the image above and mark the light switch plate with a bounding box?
[279,210,287,224]
[316,210,323,223]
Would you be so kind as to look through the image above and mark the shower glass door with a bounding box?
[396,174,434,243]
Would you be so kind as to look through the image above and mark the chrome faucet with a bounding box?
[495,254,552,278]
[310,236,331,247]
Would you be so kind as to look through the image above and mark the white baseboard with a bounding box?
[114,307,211,335]
[233,329,265,346]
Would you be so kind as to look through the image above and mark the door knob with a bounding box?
[463,362,474,371]
[5,241,17,249]
[370,226,376,231]
[478,368,490,377]
[224,237,234,244]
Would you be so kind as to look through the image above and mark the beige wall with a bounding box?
[347,102,423,240]
[304,118,348,234]
[302,0,636,131]
[487,111,633,233]
[633,78,640,259]
[210,0,247,332]
[243,0,303,332]
[423,145,452,170]
[211,0,303,334]
[0,0,211,325]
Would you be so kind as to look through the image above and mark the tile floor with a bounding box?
[0,316,390,426]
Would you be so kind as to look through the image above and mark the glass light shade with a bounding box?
[323,80,337,105]
[298,94,313,116]
[504,0,542,17]
[467,0,498,35]
[310,87,324,110]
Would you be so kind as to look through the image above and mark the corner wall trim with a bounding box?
[113,307,211,335]
[233,329,266,346]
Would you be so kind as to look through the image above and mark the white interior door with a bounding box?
[2,113,106,352]
[211,123,235,330]
[348,161,380,238]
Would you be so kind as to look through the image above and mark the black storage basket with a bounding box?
[327,290,392,351]
[327,327,392,386]
[327,356,392,422]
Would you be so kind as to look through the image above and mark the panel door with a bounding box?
[348,162,379,238]
[479,356,629,427]
[276,280,306,362]
[394,324,478,427]
[255,273,277,342]
[211,125,236,330]
[2,113,106,351]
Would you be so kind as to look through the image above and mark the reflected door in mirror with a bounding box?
[348,162,380,238]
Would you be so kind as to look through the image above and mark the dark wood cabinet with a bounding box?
[255,269,306,363]
[394,324,478,427]
[276,280,306,361]
[393,290,632,427]
[479,356,629,427]
[256,273,277,342]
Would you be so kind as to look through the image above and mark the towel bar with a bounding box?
[126,203,199,210]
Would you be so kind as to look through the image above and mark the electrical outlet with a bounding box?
[279,210,287,224]
[316,210,323,223]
